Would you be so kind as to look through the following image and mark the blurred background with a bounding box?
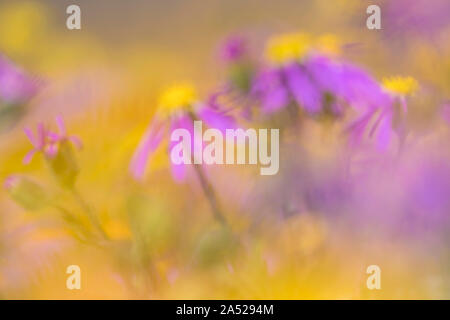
[0,0,449,299]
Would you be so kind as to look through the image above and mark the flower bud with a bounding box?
[4,175,48,210]
[46,141,79,189]
[229,63,254,93]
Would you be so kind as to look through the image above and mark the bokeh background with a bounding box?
[0,0,449,299]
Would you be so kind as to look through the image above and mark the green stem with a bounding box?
[193,164,228,227]
[70,187,109,241]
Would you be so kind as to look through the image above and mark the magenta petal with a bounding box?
[170,161,186,183]
[252,69,289,113]
[130,117,166,180]
[305,55,342,95]
[0,55,37,103]
[169,113,198,156]
[196,106,237,134]
[46,131,60,142]
[262,86,289,113]
[340,65,391,110]
[24,128,37,147]
[68,136,83,149]
[345,108,376,146]
[375,112,393,151]
[23,149,37,164]
[168,114,199,183]
[284,63,322,113]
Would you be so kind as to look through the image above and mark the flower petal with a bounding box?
[252,69,288,113]
[168,114,195,183]
[284,63,322,113]
[0,55,37,103]
[170,161,186,183]
[305,55,342,95]
[130,117,166,180]
[374,112,393,151]
[23,149,37,164]
[196,106,237,134]
[68,135,83,149]
[340,64,391,109]
[262,86,289,113]
[24,128,37,147]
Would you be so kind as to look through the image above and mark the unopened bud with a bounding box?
[4,175,48,210]
[46,141,79,189]
[229,63,253,93]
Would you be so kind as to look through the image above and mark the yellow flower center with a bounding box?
[315,34,340,55]
[157,84,197,115]
[382,76,418,96]
[266,33,311,65]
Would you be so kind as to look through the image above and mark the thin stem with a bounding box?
[186,111,228,226]
[193,164,228,227]
[70,187,109,241]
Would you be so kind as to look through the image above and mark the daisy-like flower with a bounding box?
[251,32,387,116]
[130,84,237,182]
[347,76,418,150]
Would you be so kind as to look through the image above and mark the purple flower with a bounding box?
[130,84,237,182]
[0,54,38,104]
[252,53,389,117]
[307,55,391,110]
[210,35,256,119]
[346,77,417,151]
[219,36,247,63]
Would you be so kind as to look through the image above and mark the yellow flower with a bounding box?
[315,34,341,55]
[266,33,312,65]
[382,76,419,96]
[157,84,197,116]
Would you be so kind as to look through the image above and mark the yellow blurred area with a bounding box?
[0,1,48,56]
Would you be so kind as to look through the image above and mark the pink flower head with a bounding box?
[47,115,83,149]
[23,116,82,164]
[23,122,48,164]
